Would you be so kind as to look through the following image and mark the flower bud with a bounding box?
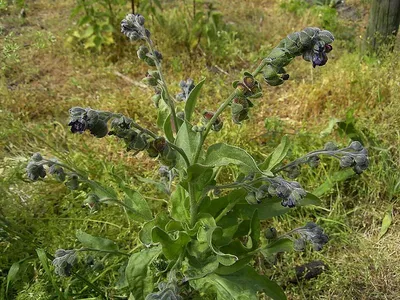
[83,194,100,212]
[49,164,66,182]
[324,141,338,151]
[265,227,278,240]
[136,14,145,26]
[66,174,79,190]
[27,162,46,181]
[89,120,108,138]
[68,118,87,134]
[339,156,354,168]
[137,45,149,60]
[245,192,258,205]
[307,155,320,168]
[31,152,43,162]
[349,141,363,151]
[294,238,306,251]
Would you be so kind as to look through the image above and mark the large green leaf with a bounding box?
[191,266,286,300]
[151,227,190,260]
[206,226,238,266]
[122,187,153,222]
[156,100,169,130]
[175,121,202,169]
[259,135,290,172]
[185,78,206,122]
[76,230,118,251]
[205,189,247,218]
[125,247,161,300]
[170,184,190,222]
[234,193,321,220]
[204,143,273,176]
[139,212,170,246]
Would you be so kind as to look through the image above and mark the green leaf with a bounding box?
[81,25,94,39]
[249,210,260,250]
[76,230,118,251]
[379,206,393,239]
[170,185,190,222]
[312,169,354,197]
[163,112,175,142]
[175,121,201,169]
[206,226,238,266]
[186,255,220,280]
[260,238,294,257]
[191,266,286,300]
[6,262,20,294]
[205,143,272,176]
[206,189,247,217]
[156,100,169,130]
[185,78,206,122]
[122,187,153,222]
[215,256,252,275]
[126,247,161,300]
[259,135,290,172]
[139,212,170,246]
[36,249,64,299]
[320,118,341,137]
[234,193,320,220]
[86,179,118,203]
[151,227,190,260]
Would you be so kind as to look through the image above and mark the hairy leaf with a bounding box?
[76,230,118,251]
[122,187,153,222]
[126,247,161,300]
[185,78,206,122]
[191,266,286,300]
[205,143,272,176]
[259,135,290,172]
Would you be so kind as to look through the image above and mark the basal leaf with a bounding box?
[206,226,238,266]
[191,266,286,300]
[139,212,170,246]
[76,230,118,251]
[6,262,20,294]
[152,227,190,260]
[170,185,190,222]
[126,247,161,300]
[185,78,206,122]
[205,143,272,176]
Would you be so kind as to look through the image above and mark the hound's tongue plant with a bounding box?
[26,13,368,300]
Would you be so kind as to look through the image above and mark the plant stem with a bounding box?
[188,183,197,226]
[193,92,236,163]
[78,247,130,256]
[145,39,179,134]
[192,58,270,164]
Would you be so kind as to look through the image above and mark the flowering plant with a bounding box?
[26,13,368,299]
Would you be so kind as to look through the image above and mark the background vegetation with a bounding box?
[1,0,399,299]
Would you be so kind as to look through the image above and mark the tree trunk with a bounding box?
[363,0,400,54]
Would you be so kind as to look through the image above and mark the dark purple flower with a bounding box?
[68,118,87,134]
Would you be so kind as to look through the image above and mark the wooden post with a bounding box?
[363,0,400,54]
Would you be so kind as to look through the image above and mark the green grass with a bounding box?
[1,0,399,299]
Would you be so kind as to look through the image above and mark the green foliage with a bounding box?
[68,0,126,51]
[0,4,377,299]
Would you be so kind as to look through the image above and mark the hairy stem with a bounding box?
[145,39,179,134]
